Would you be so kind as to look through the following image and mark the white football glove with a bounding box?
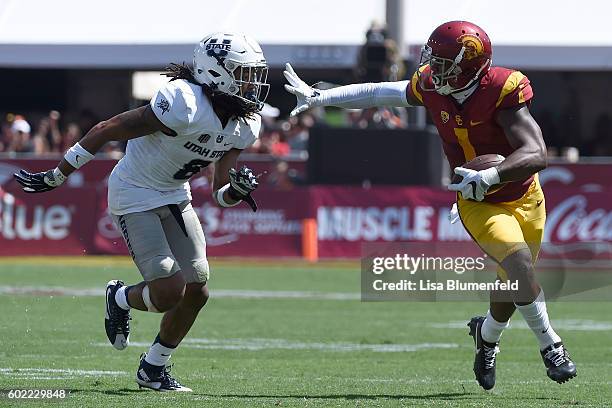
[448,167,500,201]
[283,63,321,116]
[448,202,460,224]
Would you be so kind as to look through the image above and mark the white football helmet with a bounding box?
[193,32,269,110]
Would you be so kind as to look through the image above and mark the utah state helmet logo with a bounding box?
[206,38,232,58]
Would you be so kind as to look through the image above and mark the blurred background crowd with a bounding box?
[2,22,612,161]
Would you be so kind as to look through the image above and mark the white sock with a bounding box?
[481,310,510,344]
[515,289,562,350]
[114,286,130,311]
[145,334,175,367]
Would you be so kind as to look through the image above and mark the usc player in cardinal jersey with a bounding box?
[284,20,576,389]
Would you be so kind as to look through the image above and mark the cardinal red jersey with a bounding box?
[408,65,535,203]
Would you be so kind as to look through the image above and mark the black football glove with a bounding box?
[13,169,64,193]
[228,166,259,212]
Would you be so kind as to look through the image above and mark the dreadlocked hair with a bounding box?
[164,62,197,83]
[163,62,258,120]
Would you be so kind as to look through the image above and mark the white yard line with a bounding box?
[0,285,360,300]
[0,367,127,380]
[0,286,103,296]
[2,285,611,331]
[93,338,459,353]
[429,319,612,331]
[215,290,359,300]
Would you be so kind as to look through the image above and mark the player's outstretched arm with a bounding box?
[494,104,547,183]
[212,149,259,212]
[283,63,418,116]
[13,105,170,193]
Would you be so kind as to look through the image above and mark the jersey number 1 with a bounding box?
[173,159,211,180]
[453,128,476,161]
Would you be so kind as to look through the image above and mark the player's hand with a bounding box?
[13,169,65,193]
[447,167,499,201]
[228,166,259,212]
[283,63,320,116]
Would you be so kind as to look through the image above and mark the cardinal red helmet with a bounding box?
[418,21,492,96]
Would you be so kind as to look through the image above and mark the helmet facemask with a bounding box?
[226,61,270,111]
[418,44,490,96]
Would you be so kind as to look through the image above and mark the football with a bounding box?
[452,154,506,195]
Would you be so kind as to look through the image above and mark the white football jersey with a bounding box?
[108,79,260,215]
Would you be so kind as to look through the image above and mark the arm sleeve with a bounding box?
[235,115,261,149]
[495,72,534,109]
[149,81,191,133]
[315,80,412,109]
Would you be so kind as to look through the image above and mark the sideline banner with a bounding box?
[1,182,611,258]
[0,186,97,255]
[312,186,612,260]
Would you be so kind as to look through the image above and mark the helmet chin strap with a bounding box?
[450,81,479,103]
[435,58,491,98]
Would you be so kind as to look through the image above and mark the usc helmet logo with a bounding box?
[457,34,484,60]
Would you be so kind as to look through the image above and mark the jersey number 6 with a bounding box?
[173,159,212,180]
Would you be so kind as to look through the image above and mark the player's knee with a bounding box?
[192,259,210,283]
[149,273,186,312]
[502,249,534,281]
[184,283,209,311]
[140,255,178,280]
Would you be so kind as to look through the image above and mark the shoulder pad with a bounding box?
[150,80,195,132]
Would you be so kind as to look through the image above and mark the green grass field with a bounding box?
[0,256,610,407]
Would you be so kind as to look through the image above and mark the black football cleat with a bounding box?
[136,353,192,392]
[468,316,499,390]
[540,342,577,384]
[104,280,131,350]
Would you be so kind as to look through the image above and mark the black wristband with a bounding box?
[227,185,245,201]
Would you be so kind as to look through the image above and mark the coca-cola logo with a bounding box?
[545,194,612,242]
[0,191,72,240]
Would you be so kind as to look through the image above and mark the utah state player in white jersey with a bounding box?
[14,32,269,392]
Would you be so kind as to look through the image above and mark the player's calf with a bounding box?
[182,282,209,311]
[500,248,540,304]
